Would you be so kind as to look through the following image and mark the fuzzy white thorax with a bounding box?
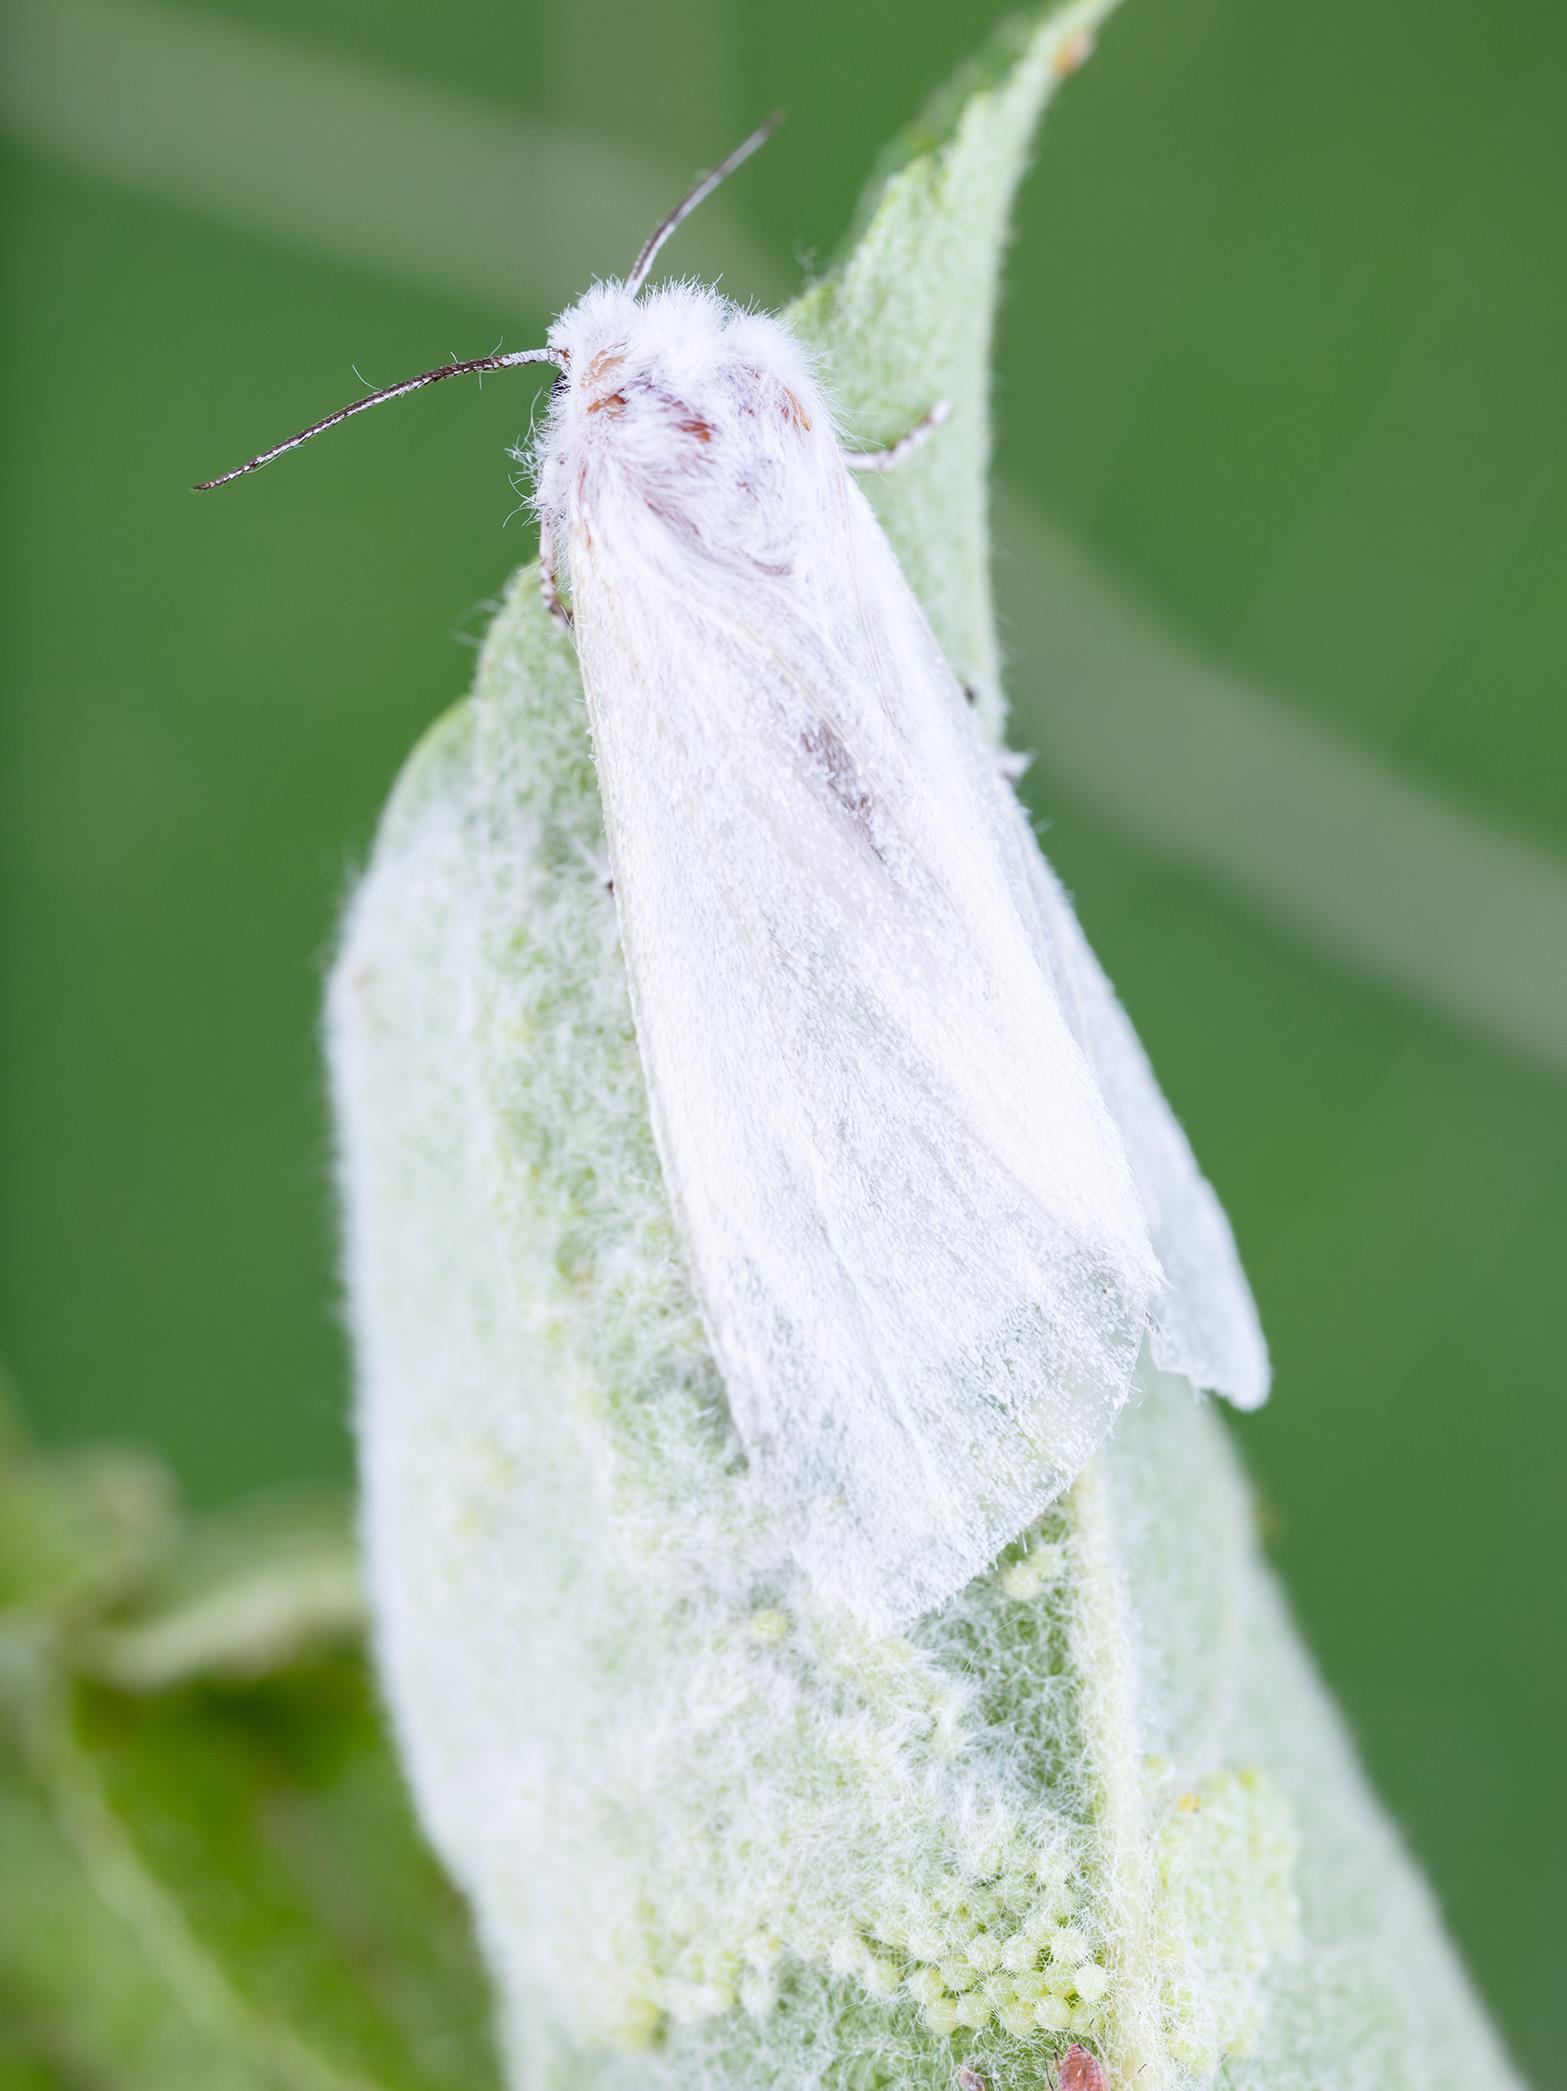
[536,281,829,596]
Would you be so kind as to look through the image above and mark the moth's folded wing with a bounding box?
[576,499,1159,1629]
[1001,796,1270,1410]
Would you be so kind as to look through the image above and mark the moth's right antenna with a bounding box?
[194,346,561,490]
[625,114,782,298]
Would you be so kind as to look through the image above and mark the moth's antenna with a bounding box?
[625,114,782,298]
[194,347,561,490]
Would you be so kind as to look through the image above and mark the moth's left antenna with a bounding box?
[625,114,782,298]
[193,346,560,490]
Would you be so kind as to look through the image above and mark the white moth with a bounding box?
[199,127,1268,1631]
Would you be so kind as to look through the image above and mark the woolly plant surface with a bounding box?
[325,4,1522,2088]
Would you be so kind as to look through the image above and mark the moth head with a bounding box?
[543,282,759,441]
[537,286,827,586]
[192,118,780,494]
[542,285,640,425]
[547,108,782,414]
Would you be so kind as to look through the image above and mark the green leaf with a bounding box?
[3,1659,498,2091]
[82,1493,363,1693]
[0,1770,278,2091]
[787,0,1123,737]
[0,1422,499,2091]
[330,5,1522,2084]
[0,1434,174,1641]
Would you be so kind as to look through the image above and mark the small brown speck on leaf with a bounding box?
[1052,30,1096,77]
[1058,2045,1107,2091]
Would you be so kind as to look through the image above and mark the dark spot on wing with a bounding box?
[801,720,883,857]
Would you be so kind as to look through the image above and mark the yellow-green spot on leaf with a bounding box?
[963,1931,1002,1975]
[907,1965,947,2007]
[998,1543,1066,1601]
[863,1954,902,1997]
[1073,1961,1109,2005]
[1000,1932,1040,1974]
[922,1996,962,2037]
[605,1995,662,2051]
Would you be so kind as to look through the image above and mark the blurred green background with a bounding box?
[2,0,1561,2074]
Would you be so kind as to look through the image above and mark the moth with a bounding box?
[199,125,1268,1630]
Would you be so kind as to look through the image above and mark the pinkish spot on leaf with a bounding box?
[1058,2046,1106,2091]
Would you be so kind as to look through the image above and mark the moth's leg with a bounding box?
[539,536,573,629]
[571,834,614,895]
[843,398,950,474]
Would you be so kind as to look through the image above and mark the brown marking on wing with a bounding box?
[802,720,881,852]
[584,347,627,384]
[781,386,812,432]
[679,416,714,442]
[587,390,627,417]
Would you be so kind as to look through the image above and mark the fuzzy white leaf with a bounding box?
[328,4,1519,2084]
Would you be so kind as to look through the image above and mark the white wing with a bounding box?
[1008,828,1270,1408]
[571,436,1161,1629]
